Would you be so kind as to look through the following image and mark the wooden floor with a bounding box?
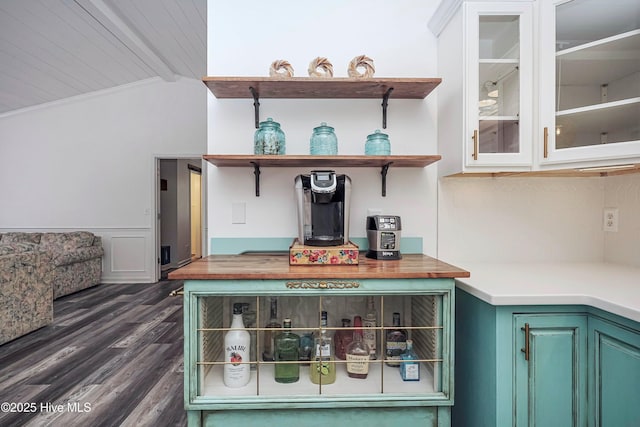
[0,280,186,427]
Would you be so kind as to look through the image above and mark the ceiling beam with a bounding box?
[74,0,177,82]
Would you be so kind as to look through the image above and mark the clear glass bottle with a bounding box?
[254,117,286,155]
[385,312,407,367]
[223,303,251,388]
[262,297,281,361]
[400,339,420,381]
[334,318,353,360]
[346,316,370,379]
[310,122,338,155]
[310,311,336,385]
[362,296,378,359]
[241,302,257,370]
[274,318,301,383]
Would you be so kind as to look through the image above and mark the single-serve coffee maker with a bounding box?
[294,170,351,246]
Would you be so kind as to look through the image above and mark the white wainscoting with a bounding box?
[0,227,155,284]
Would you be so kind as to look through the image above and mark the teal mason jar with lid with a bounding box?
[365,129,391,155]
[254,118,286,155]
[310,122,338,155]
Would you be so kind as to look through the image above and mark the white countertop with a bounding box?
[453,261,640,323]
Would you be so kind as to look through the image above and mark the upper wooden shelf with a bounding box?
[203,154,441,168]
[202,77,442,99]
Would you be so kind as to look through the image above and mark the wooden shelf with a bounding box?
[203,154,440,167]
[203,154,441,197]
[202,77,441,99]
[202,76,442,129]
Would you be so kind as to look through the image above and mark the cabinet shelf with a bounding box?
[203,76,441,129]
[556,30,640,87]
[203,154,441,197]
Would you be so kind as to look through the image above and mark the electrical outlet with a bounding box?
[603,208,618,232]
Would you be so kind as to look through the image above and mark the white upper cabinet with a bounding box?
[432,0,640,176]
[539,0,640,167]
[434,1,534,176]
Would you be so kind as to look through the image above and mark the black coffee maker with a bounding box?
[294,170,351,246]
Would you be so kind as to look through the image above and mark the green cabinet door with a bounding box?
[514,314,588,427]
[590,316,640,427]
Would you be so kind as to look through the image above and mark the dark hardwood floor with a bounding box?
[0,280,186,427]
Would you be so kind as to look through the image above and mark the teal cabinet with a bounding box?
[589,316,640,427]
[513,314,588,427]
[455,288,639,427]
[183,278,455,427]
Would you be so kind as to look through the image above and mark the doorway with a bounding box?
[156,157,204,281]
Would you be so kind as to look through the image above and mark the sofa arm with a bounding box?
[52,246,104,267]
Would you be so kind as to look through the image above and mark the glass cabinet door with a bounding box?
[540,0,640,165]
[191,292,449,401]
[466,2,533,168]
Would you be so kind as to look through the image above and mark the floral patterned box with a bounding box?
[289,239,359,265]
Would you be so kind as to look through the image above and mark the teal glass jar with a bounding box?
[365,129,391,155]
[310,122,338,155]
[254,118,285,155]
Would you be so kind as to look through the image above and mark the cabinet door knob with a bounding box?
[521,322,530,361]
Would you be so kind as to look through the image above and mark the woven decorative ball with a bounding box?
[269,60,294,78]
[348,55,375,78]
[308,57,334,78]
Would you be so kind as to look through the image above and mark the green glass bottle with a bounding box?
[274,318,300,383]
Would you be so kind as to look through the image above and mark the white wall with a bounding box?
[207,0,441,254]
[0,77,207,282]
[604,174,640,268]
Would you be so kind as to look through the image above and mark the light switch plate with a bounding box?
[232,202,246,224]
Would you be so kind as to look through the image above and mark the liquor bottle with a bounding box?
[385,312,407,367]
[400,339,420,381]
[334,318,353,360]
[298,332,314,365]
[362,296,378,359]
[310,311,336,385]
[346,316,371,379]
[223,303,251,388]
[274,318,301,383]
[241,302,257,370]
[262,297,281,361]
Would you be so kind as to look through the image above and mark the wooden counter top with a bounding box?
[168,254,470,281]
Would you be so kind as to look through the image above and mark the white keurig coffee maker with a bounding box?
[366,215,402,259]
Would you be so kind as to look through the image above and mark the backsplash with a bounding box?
[437,176,606,264]
[604,174,640,268]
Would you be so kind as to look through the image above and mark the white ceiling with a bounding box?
[0,0,206,116]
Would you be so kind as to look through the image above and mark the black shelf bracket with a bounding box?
[250,87,260,128]
[381,87,394,129]
[250,161,261,196]
[381,162,392,197]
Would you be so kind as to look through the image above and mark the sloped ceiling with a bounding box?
[0,0,206,115]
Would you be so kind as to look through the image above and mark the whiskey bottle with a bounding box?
[400,339,420,381]
[274,318,301,383]
[385,312,407,367]
[310,311,336,385]
[262,297,281,361]
[223,303,251,388]
[362,296,378,359]
[346,316,371,379]
[334,318,353,360]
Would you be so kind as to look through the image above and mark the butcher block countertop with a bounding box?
[168,253,470,281]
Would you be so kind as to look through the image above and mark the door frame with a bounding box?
[153,155,206,282]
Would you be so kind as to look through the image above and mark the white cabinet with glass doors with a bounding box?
[434,1,534,176]
[538,0,640,168]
